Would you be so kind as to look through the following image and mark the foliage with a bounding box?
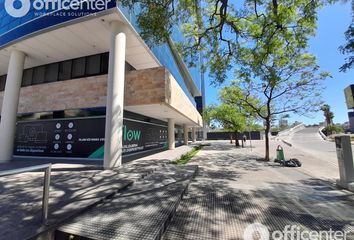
[172,145,202,164]
[248,123,265,131]
[121,0,328,81]
[320,104,334,126]
[211,104,247,133]
[219,57,328,161]
[122,0,331,160]
[202,105,214,127]
[322,125,344,136]
[339,23,354,72]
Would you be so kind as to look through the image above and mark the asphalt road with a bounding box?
[251,127,341,180]
[289,127,338,167]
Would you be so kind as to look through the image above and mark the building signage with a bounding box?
[14,117,168,159]
[344,85,354,110]
[0,0,117,48]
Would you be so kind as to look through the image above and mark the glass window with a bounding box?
[22,68,33,87]
[100,52,109,74]
[0,75,6,91]
[32,66,45,85]
[86,54,101,76]
[58,60,72,81]
[45,63,59,83]
[72,57,86,78]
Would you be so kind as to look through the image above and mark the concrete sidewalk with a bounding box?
[137,145,194,162]
[250,139,340,182]
[0,145,194,240]
[163,141,354,240]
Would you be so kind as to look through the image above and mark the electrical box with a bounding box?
[335,135,354,191]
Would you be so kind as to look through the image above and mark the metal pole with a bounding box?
[249,127,252,152]
[42,164,51,224]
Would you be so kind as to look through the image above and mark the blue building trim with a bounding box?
[0,0,117,48]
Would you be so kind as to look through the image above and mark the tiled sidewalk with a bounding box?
[163,142,354,240]
[0,145,194,240]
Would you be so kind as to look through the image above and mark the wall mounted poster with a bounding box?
[14,117,168,159]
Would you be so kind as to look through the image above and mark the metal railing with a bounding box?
[0,163,52,224]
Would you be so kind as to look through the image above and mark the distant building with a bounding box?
[279,119,288,127]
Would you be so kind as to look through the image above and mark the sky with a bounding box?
[204,2,353,125]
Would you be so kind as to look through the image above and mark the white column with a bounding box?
[168,118,175,150]
[203,122,207,140]
[177,128,182,144]
[183,124,189,145]
[0,50,25,162]
[104,21,127,169]
[192,127,197,142]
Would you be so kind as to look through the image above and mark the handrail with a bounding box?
[0,163,52,224]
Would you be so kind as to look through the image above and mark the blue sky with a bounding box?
[205,2,353,125]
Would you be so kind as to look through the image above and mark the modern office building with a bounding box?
[0,0,203,168]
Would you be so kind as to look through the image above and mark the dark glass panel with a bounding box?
[86,54,101,76]
[45,63,59,83]
[100,52,109,74]
[72,57,86,78]
[58,60,72,81]
[32,66,46,85]
[0,75,6,91]
[22,68,33,87]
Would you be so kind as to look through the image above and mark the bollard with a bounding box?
[335,135,354,191]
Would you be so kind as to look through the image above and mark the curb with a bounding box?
[318,127,328,140]
[281,140,292,147]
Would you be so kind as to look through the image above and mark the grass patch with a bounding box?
[172,145,202,165]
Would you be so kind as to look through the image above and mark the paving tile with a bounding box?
[163,142,354,240]
[58,165,198,240]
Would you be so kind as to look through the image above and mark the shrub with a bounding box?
[322,125,344,136]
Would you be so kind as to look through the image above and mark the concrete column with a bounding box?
[0,50,25,162]
[177,128,182,144]
[203,122,207,140]
[168,118,175,150]
[104,21,127,169]
[183,124,189,145]
[192,127,197,142]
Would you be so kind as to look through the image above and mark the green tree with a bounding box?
[122,0,330,160]
[209,104,247,147]
[121,0,325,77]
[220,53,329,161]
[339,23,354,72]
[321,104,334,126]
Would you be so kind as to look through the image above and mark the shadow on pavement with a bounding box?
[163,142,354,240]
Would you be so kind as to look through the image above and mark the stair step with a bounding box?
[57,165,198,240]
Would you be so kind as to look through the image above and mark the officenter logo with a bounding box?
[243,222,352,240]
[4,0,112,18]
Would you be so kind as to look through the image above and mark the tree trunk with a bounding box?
[234,131,240,147]
[230,133,233,144]
[264,120,270,161]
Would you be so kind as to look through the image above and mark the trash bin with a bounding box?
[276,145,285,161]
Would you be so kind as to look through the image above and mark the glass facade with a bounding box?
[118,3,201,104]
[0,0,201,105]
[0,52,134,89]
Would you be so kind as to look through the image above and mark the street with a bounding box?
[249,127,342,181]
[289,127,338,168]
